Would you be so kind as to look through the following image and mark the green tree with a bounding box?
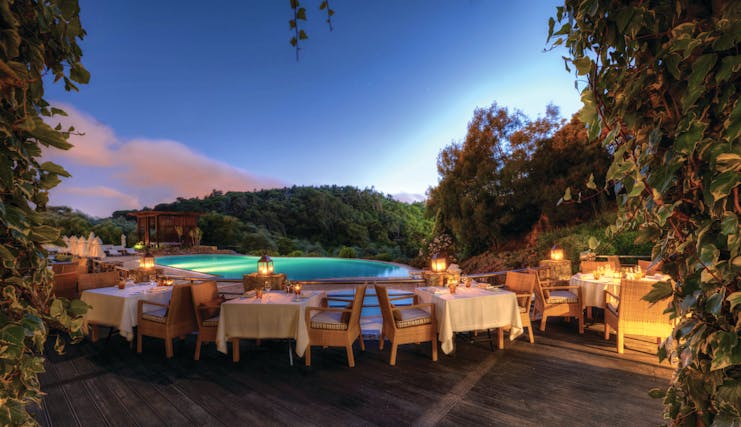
[550,1,740,423]
[0,0,89,423]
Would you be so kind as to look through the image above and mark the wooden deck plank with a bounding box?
[35,319,672,426]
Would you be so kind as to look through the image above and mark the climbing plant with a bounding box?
[550,1,740,424]
[0,0,89,424]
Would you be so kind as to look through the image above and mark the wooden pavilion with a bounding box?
[129,211,201,247]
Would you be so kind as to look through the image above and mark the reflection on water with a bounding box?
[156,254,412,281]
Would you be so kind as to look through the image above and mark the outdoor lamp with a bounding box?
[257,255,274,275]
[550,244,564,261]
[140,248,155,269]
[431,253,447,273]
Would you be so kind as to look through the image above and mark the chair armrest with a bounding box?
[305,306,352,324]
[388,293,414,301]
[541,285,581,291]
[391,303,434,313]
[137,300,168,317]
[604,289,620,301]
[325,296,353,302]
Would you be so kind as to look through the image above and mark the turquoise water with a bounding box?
[155,254,413,280]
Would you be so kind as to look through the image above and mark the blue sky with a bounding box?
[43,1,582,217]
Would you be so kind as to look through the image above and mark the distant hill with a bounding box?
[148,186,433,264]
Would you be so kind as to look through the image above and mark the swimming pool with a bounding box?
[155,254,414,280]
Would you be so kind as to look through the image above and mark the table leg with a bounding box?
[232,338,240,362]
[288,340,294,366]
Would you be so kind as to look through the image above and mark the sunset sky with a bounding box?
[42,1,582,218]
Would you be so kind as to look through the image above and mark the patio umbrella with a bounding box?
[93,237,106,259]
[86,232,97,258]
[121,233,127,248]
[62,236,70,254]
[69,236,78,256]
[77,236,87,257]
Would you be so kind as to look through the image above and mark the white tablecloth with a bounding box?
[570,273,670,308]
[81,284,172,341]
[216,291,324,357]
[415,286,523,354]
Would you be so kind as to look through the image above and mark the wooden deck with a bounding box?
[33,319,672,426]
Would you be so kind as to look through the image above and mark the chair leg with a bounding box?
[194,336,202,361]
[540,315,548,332]
[527,324,534,344]
[604,323,610,340]
[359,335,365,351]
[587,306,593,320]
[578,313,584,334]
[389,342,398,366]
[497,328,504,350]
[378,334,385,351]
[232,338,240,362]
[305,345,311,367]
[165,338,174,358]
[136,330,143,354]
[431,334,438,362]
[345,345,355,368]
[617,332,624,354]
[90,325,98,342]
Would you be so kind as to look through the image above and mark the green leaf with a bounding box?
[39,161,70,177]
[562,187,571,201]
[699,243,719,267]
[587,236,599,250]
[675,120,707,154]
[70,62,90,84]
[296,7,307,20]
[298,30,308,41]
[648,388,666,399]
[290,37,297,47]
[643,280,672,304]
[586,173,596,189]
[573,56,592,75]
[627,178,645,198]
[721,212,738,236]
[728,292,741,311]
[68,299,89,316]
[707,291,724,315]
[710,171,741,202]
[715,153,741,173]
[319,1,328,10]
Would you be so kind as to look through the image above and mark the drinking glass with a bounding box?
[264,280,272,302]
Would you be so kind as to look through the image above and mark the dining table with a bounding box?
[216,290,325,363]
[570,273,670,308]
[81,283,172,341]
[414,285,523,354]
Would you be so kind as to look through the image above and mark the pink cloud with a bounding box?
[392,192,426,203]
[50,185,141,217]
[42,104,284,217]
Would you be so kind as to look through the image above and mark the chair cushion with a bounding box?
[606,302,619,314]
[198,297,223,321]
[394,308,432,328]
[547,290,579,304]
[202,315,219,327]
[142,307,168,323]
[518,306,528,313]
[310,311,348,330]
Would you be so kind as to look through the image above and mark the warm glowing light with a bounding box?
[431,253,447,273]
[140,249,155,269]
[550,244,564,261]
[257,255,274,276]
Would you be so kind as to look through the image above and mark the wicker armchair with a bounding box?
[137,284,196,358]
[78,271,119,293]
[375,284,438,366]
[637,259,664,275]
[580,260,612,273]
[603,279,673,354]
[304,285,367,367]
[191,281,230,360]
[504,271,536,343]
[532,268,584,334]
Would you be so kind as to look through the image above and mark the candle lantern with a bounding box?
[431,253,447,273]
[550,244,564,261]
[140,248,155,269]
[257,254,274,276]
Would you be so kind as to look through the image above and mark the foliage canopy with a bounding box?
[550,0,740,423]
[0,0,89,424]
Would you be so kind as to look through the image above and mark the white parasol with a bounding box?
[90,237,106,259]
[77,236,88,257]
[121,233,127,249]
[62,236,70,254]
[69,236,79,256]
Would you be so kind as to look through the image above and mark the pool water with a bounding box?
[156,254,416,319]
[155,254,413,281]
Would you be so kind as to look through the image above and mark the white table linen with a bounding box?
[216,290,324,357]
[415,286,523,354]
[570,273,670,308]
[81,283,172,341]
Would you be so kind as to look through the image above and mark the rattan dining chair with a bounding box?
[304,285,367,367]
[603,279,674,354]
[137,284,197,358]
[532,268,584,334]
[375,284,438,366]
[190,281,227,360]
[580,260,612,273]
[504,271,536,343]
[637,259,664,275]
[78,271,119,293]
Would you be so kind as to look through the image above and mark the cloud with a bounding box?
[42,104,283,217]
[392,192,426,203]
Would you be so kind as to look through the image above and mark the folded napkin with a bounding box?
[148,286,169,293]
[420,287,447,294]
[243,290,257,298]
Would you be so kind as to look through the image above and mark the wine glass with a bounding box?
[264,280,272,302]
